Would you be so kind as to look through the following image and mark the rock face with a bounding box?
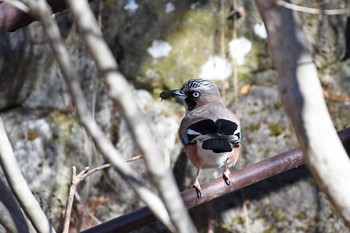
[0,24,49,110]
[0,0,350,232]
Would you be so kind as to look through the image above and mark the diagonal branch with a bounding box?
[0,171,30,233]
[83,147,304,233]
[64,0,196,232]
[18,0,175,230]
[81,126,350,233]
[256,0,350,227]
[0,117,55,233]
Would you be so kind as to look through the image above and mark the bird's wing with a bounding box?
[179,105,241,146]
[202,138,232,153]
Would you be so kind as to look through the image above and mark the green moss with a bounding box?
[268,123,285,137]
[283,132,292,139]
[294,211,308,220]
[248,122,261,131]
[238,71,254,82]
[139,6,218,93]
[262,226,275,233]
[246,137,254,144]
[273,101,282,110]
[49,110,75,140]
[248,110,258,115]
[307,177,315,186]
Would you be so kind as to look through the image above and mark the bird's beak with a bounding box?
[169,89,185,100]
[160,89,185,101]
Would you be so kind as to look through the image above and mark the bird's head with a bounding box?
[160,79,223,112]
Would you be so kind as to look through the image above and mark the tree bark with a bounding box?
[256,0,350,227]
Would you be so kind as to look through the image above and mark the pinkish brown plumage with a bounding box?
[162,79,241,197]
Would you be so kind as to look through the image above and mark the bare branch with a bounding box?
[18,0,175,230]
[81,126,350,233]
[62,166,79,233]
[0,117,55,233]
[64,0,196,232]
[256,0,350,227]
[274,0,350,15]
[81,146,304,233]
[126,155,143,163]
[63,164,111,233]
[0,178,30,233]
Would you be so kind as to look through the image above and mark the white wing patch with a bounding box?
[187,128,201,136]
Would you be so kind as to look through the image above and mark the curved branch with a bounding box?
[256,0,350,227]
[64,1,196,232]
[18,0,174,230]
[0,118,55,233]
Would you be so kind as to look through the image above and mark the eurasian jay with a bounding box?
[160,78,241,197]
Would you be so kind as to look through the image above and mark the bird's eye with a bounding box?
[192,91,200,98]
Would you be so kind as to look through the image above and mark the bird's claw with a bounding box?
[194,186,202,198]
[223,169,231,186]
[223,174,231,185]
[192,179,202,198]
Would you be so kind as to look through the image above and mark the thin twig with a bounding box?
[63,164,111,233]
[274,0,350,15]
[80,164,112,180]
[126,154,143,162]
[63,166,79,233]
[0,117,55,233]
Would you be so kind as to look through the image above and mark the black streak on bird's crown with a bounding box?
[182,79,213,93]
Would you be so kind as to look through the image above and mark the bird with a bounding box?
[160,78,241,197]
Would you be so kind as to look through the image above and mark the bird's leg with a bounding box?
[223,162,231,185]
[192,169,202,198]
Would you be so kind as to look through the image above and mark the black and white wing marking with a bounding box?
[180,119,241,152]
[202,138,232,153]
[215,119,241,144]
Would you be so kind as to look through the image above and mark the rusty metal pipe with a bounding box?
[81,127,350,233]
